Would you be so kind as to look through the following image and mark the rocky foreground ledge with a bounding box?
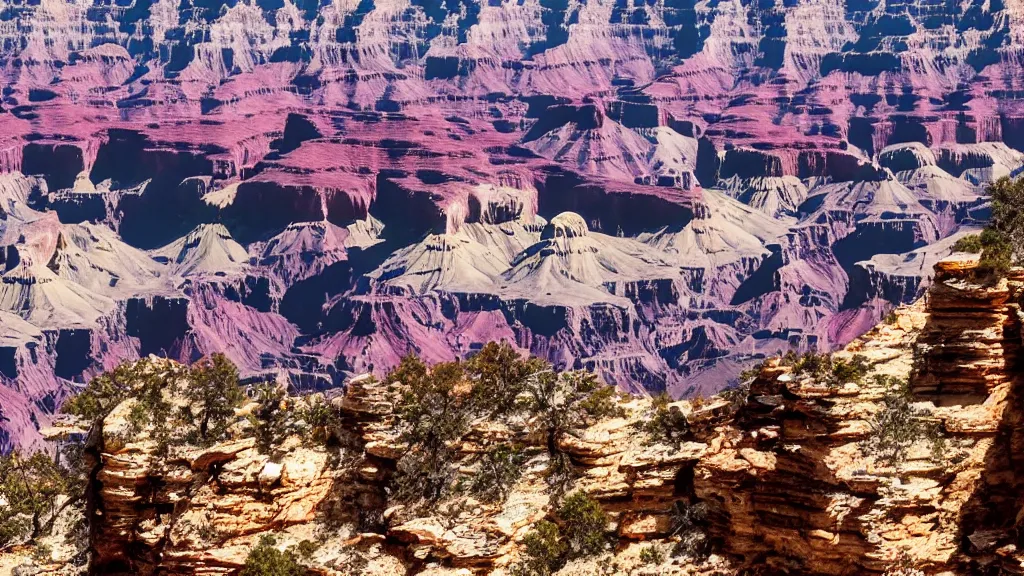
[4,255,1024,576]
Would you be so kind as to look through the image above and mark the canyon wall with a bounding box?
[7,255,1024,575]
[2,0,1023,450]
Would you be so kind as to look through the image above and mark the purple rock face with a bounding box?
[0,0,1017,449]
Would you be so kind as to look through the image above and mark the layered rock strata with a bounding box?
[19,256,1019,575]
[2,0,1021,450]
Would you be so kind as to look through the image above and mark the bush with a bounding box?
[960,176,1024,278]
[557,492,608,559]
[391,447,460,505]
[181,354,245,446]
[30,543,53,564]
[0,450,83,547]
[523,369,622,488]
[978,227,1012,276]
[295,395,339,445]
[864,376,946,467]
[639,544,665,565]
[63,358,177,434]
[290,540,318,561]
[65,356,248,451]
[388,345,621,508]
[637,393,690,446]
[386,346,624,509]
[240,535,305,576]
[245,383,341,454]
[393,357,472,453]
[669,500,712,560]
[951,234,983,253]
[512,493,607,575]
[248,383,300,454]
[718,381,751,415]
[737,362,763,385]
[389,356,473,504]
[468,341,548,416]
[779,351,870,388]
[511,521,567,576]
[469,443,528,502]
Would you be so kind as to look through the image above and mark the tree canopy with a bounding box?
[952,175,1024,276]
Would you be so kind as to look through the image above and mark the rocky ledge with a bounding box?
[6,254,1024,576]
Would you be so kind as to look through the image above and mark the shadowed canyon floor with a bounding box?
[2,0,1023,450]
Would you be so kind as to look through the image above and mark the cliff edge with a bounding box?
[4,254,1024,576]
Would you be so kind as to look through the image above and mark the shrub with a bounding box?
[780,351,870,388]
[978,227,1012,277]
[639,544,665,565]
[951,234,983,253]
[63,358,177,434]
[248,383,295,454]
[394,357,473,452]
[387,347,623,508]
[737,362,763,385]
[986,176,1024,253]
[637,393,690,446]
[0,450,83,547]
[669,500,712,560]
[864,375,946,467]
[718,381,751,415]
[181,353,245,446]
[391,448,460,505]
[511,520,566,576]
[295,395,339,445]
[830,355,870,386]
[690,394,707,410]
[290,540,318,561]
[522,369,622,488]
[557,492,608,559]
[957,176,1024,278]
[468,341,548,416]
[389,356,473,504]
[194,516,220,543]
[510,493,608,574]
[240,535,305,576]
[247,384,340,454]
[65,356,248,451]
[469,443,528,502]
[30,543,53,564]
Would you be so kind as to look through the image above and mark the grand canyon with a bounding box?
[1,0,1021,452]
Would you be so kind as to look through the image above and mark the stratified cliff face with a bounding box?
[1,0,1021,450]
[8,256,1019,575]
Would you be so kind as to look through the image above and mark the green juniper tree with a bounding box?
[62,357,177,433]
[387,343,623,508]
[522,369,621,491]
[0,450,84,547]
[512,521,566,576]
[510,493,609,575]
[557,492,608,559]
[182,353,246,446]
[950,176,1024,277]
[390,356,473,503]
[240,535,305,576]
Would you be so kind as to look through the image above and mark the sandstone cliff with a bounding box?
[5,254,1024,576]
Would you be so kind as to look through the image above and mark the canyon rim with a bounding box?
[0,0,1019,458]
